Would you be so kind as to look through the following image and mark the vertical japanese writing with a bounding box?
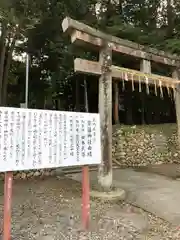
[87,120,92,157]
[18,111,23,165]
[15,111,21,166]
[11,111,16,164]
[48,113,53,164]
[58,113,62,163]
[0,111,2,162]
[69,116,74,157]
[44,113,48,145]
[27,112,32,159]
[21,111,26,166]
[0,107,100,171]
[5,111,10,162]
[0,111,4,163]
[75,117,80,162]
[24,110,28,165]
[32,112,38,167]
[3,111,8,162]
[43,111,48,163]
[92,117,97,143]
[63,114,67,161]
[80,117,86,158]
[37,113,43,165]
[52,113,57,165]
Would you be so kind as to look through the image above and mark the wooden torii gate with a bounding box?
[62,17,180,190]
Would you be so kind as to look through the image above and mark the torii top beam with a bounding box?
[62,17,180,67]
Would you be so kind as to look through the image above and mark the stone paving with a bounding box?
[68,168,180,226]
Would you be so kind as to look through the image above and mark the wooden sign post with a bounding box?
[3,172,13,240]
[82,166,90,229]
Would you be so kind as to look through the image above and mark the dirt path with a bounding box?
[0,176,179,239]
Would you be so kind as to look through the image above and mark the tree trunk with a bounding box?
[98,41,113,191]
[0,25,8,105]
[117,0,124,16]
[167,0,174,37]
[1,35,17,106]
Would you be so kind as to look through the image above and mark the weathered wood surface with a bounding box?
[140,59,151,94]
[74,58,180,87]
[172,69,180,143]
[140,59,151,120]
[98,42,113,190]
[62,17,180,66]
[114,81,119,124]
[140,59,151,74]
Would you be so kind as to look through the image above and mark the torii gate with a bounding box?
[62,17,180,191]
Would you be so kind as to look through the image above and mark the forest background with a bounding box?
[0,0,179,125]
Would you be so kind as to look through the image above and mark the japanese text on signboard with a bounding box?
[0,107,101,172]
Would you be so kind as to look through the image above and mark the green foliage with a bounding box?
[0,0,179,123]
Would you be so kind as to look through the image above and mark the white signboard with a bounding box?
[0,107,101,172]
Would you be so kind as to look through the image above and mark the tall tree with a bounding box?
[0,0,41,105]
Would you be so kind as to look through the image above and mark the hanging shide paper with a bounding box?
[154,80,157,96]
[159,80,163,99]
[172,84,176,100]
[145,76,149,94]
[122,79,125,92]
[166,83,170,97]
[114,67,180,90]
[131,73,135,91]
[168,83,173,100]
[122,79,125,91]
[124,72,128,81]
[138,75,142,92]
[117,69,180,97]
[121,72,125,91]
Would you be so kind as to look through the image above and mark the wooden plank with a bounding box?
[172,70,180,143]
[71,30,179,66]
[74,58,180,87]
[114,81,119,124]
[62,17,180,66]
[98,42,113,191]
[140,59,151,74]
[140,59,151,122]
[74,58,101,76]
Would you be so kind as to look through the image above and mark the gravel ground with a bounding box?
[0,176,180,240]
